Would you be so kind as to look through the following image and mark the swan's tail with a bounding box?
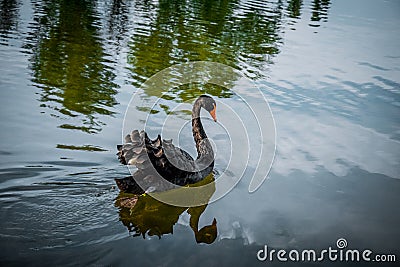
[117,130,148,167]
[117,130,164,168]
[116,144,127,165]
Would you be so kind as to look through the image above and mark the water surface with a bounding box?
[0,0,399,266]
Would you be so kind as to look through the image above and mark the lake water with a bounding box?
[1,0,399,266]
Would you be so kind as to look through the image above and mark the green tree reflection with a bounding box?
[28,0,118,135]
[309,0,331,27]
[0,0,20,37]
[105,0,129,46]
[127,0,287,102]
[23,0,329,137]
[287,0,302,19]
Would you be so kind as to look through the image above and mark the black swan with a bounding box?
[115,95,217,194]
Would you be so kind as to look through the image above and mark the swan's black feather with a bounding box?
[116,129,213,193]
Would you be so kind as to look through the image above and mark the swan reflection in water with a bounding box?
[115,173,217,244]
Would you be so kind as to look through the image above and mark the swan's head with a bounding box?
[198,95,217,122]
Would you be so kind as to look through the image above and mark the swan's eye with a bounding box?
[207,102,216,112]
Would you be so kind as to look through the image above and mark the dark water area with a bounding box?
[0,0,399,266]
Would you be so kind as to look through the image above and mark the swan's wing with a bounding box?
[162,138,196,171]
[117,130,196,173]
[117,130,152,170]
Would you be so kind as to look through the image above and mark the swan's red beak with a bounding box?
[210,104,217,122]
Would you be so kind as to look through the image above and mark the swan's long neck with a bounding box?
[192,103,213,161]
